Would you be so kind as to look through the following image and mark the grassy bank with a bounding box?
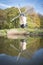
[0,28,43,37]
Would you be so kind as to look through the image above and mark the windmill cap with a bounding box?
[20,13,25,16]
[20,39,26,42]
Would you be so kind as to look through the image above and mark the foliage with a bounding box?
[38,14,43,28]
[27,13,40,28]
[0,7,43,29]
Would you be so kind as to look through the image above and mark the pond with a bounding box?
[0,35,43,65]
[0,35,43,57]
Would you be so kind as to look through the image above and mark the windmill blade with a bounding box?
[18,7,21,13]
[10,44,19,52]
[10,44,22,61]
[17,5,21,14]
[24,7,34,15]
[24,50,32,57]
[11,15,20,22]
[17,47,23,61]
[17,51,22,61]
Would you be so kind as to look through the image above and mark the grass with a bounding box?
[0,28,43,37]
[0,29,7,36]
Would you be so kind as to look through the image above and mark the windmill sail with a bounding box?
[11,15,20,22]
[17,51,22,61]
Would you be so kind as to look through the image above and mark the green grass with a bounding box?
[0,29,7,36]
[0,28,43,37]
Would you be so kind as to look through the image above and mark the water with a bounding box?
[0,35,43,65]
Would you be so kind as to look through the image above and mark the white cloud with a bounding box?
[0,3,11,8]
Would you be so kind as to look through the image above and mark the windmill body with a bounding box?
[20,14,27,28]
[20,39,27,51]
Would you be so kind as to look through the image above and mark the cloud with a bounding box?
[0,3,11,8]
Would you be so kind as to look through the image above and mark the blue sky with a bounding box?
[0,0,43,14]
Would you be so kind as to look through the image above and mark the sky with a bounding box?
[0,0,43,14]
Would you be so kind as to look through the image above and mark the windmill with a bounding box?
[11,5,34,28]
[10,39,31,61]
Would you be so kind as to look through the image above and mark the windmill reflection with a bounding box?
[10,39,31,61]
[17,39,27,61]
[19,39,26,51]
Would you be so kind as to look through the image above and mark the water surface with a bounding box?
[0,35,43,64]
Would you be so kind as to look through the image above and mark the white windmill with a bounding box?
[11,5,33,28]
[10,39,31,61]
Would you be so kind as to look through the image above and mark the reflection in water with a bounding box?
[0,49,43,65]
[20,39,26,51]
[17,39,27,61]
[40,37,43,48]
[30,48,43,65]
[10,39,30,61]
[10,38,33,61]
[0,36,43,61]
[0,54,29,65]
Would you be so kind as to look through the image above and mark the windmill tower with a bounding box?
[20,13,27,28]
